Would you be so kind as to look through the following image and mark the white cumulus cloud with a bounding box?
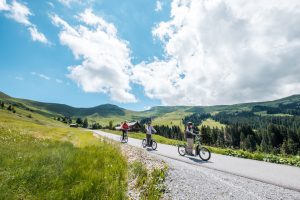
[51,9,137,103]
[132,0,300,105]
[155,0,163,12]
[0,0,9,11]
[31,72,51,80]
[0,0,49,44]
[28,26,49,43]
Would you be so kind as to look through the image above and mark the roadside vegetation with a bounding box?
[130,162,167,200]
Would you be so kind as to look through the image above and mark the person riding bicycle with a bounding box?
[121,121,129,140]
[185,122,199,156]
[146,121,156,146]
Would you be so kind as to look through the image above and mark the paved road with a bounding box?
[93,130,300,192]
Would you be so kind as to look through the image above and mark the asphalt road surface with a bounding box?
[94,130,300,199]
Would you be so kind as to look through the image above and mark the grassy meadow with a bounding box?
[0,108,128,199]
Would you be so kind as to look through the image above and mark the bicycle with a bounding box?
[178,134,211,161]
[142,138,157,150]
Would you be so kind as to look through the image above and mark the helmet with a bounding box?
[187,122,193,125]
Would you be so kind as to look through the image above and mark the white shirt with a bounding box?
[146,125,156,135]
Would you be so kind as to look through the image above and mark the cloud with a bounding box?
[155,0,163,12]
[0,0,49,44]
[28,26,49,43]
[51,9,137,103]
[31,72,51,80]
[15,76,24,80]
[132,0,300,105]
[0,0,9,11]
[47,2,54,8]
[57,0,93,7]
[56,79,63,83]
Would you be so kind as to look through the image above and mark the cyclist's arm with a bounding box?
[151,127,157,134]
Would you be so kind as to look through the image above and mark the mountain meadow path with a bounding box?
[93,130,300,200]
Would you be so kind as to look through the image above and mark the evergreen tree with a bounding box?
[0,101,4,109]
[240,132,246,150]
[280,139,289,155]
[7,104,12,111]
[92,123,102,129]
[76,118,83,125]
[83,118,89,128]
[216,129,225,147]
[108,121,113,130]
[260,132,271,153]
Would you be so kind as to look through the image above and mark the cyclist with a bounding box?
[121,121,129,140]
[185,122,199,156]
[146,121,156,146]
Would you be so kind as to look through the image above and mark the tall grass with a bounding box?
[0,110,128,199]
[130,162,167,200]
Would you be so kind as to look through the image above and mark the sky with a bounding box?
[0,0,300,111]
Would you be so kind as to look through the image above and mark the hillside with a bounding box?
[1,91,300,126]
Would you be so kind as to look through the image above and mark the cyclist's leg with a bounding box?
[122,130,125,140]
[187,138,194,154]
[146,134,151,146]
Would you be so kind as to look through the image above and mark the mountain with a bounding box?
[0,91,10,99]
[1,91,300,123]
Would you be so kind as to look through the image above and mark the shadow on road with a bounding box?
[146,148,157,152]
[186,156,213,164]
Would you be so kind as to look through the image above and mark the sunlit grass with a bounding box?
[200,118,225,129]
[0,109,128,199]
[103,129,185,146]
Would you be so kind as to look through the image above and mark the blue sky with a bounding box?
[1,0,300,110]
[0,0,169,110]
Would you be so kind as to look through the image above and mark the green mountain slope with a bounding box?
[1,91,299,125]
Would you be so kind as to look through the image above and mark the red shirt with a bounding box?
[121,123,129,130]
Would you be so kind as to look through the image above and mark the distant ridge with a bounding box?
[0,90,299,118]
[0,91,11,99]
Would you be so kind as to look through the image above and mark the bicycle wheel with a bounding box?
[198,147,211,161]
[142,139,147,148]
[124,135,128,143]
[152,141,157,150]
[178,145,186,156]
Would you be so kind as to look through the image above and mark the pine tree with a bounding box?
[280,139,289,155]
[83,118,89,128]
[0,101,4,109]
[240,132,246,150]
[216,130,225,147]
[76,118,83,125]
[7,104,12,111]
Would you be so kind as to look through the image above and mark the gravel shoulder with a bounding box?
[161,155,300,200]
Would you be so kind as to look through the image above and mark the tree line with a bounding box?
[199,112,300,155]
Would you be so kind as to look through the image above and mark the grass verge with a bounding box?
[208,146,300,167]
[130,162,167,200]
